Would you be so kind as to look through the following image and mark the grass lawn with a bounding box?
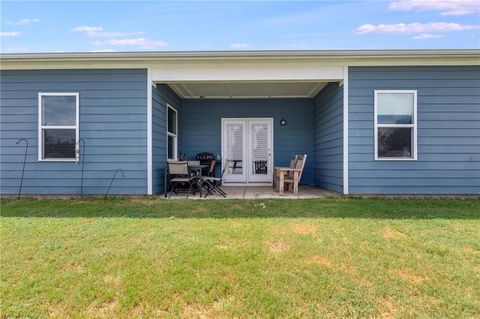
[1,197,479,318]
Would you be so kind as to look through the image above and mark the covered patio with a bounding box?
[151,59,346,196]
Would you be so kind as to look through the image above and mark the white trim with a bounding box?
[3,49,478,59]
[221,118,247,183]
[374,90,418,161]
[165,81,330,100]
[151,63,344,82]
[2,50,478,71]
[342,66,349,195]
[166,104,178,161]
[147,69,153,195]
[38,92,79,162]
[247,118,274,183]
[39,125,76,129]
[177,95,326,99]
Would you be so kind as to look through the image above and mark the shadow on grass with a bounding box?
[1,197,479,220]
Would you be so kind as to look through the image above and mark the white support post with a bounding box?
[147,68,153,195]
[343,66,349,195]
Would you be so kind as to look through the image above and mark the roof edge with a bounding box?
[1,49,479,61]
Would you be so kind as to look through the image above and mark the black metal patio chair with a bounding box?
[167,161,197,199]
[200,160,228,198]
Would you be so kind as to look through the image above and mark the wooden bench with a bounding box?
[273,154,307,195]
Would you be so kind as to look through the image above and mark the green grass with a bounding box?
[1,197,479,318]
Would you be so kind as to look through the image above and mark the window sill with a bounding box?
[375,157,417,161]
[39,158,78,162]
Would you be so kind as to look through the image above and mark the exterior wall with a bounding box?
[349,66,480,194]
[181,98,315,184]
[313,83,344,193]
[152,84,182,194]
[0,69,148,195]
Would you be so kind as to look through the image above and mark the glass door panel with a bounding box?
[248,120,273,183]
[222,120,246,183]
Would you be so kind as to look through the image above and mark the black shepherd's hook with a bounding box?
[105,169,125,199]
[16,138,28,199]
[79,138,86,198]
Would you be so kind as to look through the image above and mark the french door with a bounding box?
[222,118,273,184]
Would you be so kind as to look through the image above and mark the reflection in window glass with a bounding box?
[168,107,177,134]
[43,129,76,158]
[167,106,178,160]
[168,135,175,160]
[378,127,412,158]
[42,96,76,126]
[377,92,414,124]
[226,124,243,174]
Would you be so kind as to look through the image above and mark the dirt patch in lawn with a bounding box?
[377,296,399,319]
[103,274,122,289]
[132,305,145,317]
[180,296,239,318]
[181,303,215,319]
[463,246,476,254]
[87,300,118,317]
[49,305,67,318]
[292,224,317,235]
[267,240,290,254]
[99,300,118,314]
[308,255,334,267]
[383,228,405,240]
[396,267,425,284]
[342,264,357,274]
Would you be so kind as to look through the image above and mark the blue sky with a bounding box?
[1,0,479,53]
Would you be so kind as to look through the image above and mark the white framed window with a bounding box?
[38,92,79,161]
[374,90,417,160]
[167,104,178,161]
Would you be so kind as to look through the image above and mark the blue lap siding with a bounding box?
[0,69,148,195]
[313,83,344,193]
[348,66,480,194]
[180,98,315,184]
[152,84,182,194]
[3,64,477,196]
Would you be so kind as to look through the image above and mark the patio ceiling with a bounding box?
[166,81,329,99]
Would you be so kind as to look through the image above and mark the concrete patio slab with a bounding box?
[167,185,339,199]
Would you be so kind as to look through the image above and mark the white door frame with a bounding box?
[221,118,274,185]
[246,119,274,183]
[221,118,247,183]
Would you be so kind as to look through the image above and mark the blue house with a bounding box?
[1,50,479,195]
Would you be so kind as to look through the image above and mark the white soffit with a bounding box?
[167,81,328,99]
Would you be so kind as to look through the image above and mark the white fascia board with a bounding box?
[2,49,479,60]
[151,61,344,82]
[1,50,479,70]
